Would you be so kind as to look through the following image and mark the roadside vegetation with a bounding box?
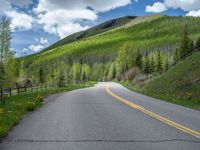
[0,82,96,139]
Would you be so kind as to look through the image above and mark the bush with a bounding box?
[134,74,148,86]
[25,102,36,111]
[125,67,141,81]
[36,95,44,102]
[186,92,192,100]
[0,108,5,117]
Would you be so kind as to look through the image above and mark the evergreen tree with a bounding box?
[65,64,71,84]
[143,52,150,75]
[179,25,190,59]
[50,67,56,85]
[156,51,163,74]
[189,40,194,53]
[81,70,87,82]
[135,48,142,69]
[39,67,45,84]
[195,37,200,50]
[164,56,169,71]
[58,61,66,86]
[58,70,65,87]
[149,55,155,74]
[173,48,180,63]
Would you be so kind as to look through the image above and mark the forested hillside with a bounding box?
[1,15,200,89]
[17,15,200,85]
[140,51,200,109]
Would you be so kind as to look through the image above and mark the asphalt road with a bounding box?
[0,82,200,150]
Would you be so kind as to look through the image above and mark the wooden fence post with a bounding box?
[9,88,12,96]
[0,88,2,99]
[17,87,20,95]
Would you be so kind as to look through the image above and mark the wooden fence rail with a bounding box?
[0,83,59,105]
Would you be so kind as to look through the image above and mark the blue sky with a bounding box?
[0,0,200,56]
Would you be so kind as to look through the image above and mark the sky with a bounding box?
[0,0,200,57]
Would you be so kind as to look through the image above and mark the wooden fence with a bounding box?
[0,83,59,105]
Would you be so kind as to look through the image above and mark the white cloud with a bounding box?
[34,0,131,13]
[34,0,132,38]
[23,37,49,53]
[145,0,200,15]
[6,10,33,31]
[186,9,200,17]
[28,44,45,52]
[40,37,48,44]
[145,2,167,13]
[164,0,200,11]
[36,8,97,38]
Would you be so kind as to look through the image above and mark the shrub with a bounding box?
[25,102,36,111]
[0,108,5,117]
[125,67,141,81]
[134,74,148,86]
[36,95,44,102]
[186,92,192,100]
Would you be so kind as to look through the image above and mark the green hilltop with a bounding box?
[24,15,200,69]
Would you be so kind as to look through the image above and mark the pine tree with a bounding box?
[189,40,194,53]
[135,48,142,69]
[179,25,190,59]
[173,48,180,63]
[143,52,150,75]
[150,55,155,74]
[58,70,65,87]
[195,37,200,50]
[164,56,169,71]
[156,51,163,74]
[81,70,87,82]
[39,67,45,84]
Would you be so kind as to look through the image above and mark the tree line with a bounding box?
[1,15,200,88]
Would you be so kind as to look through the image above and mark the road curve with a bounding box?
[0,82,200,150]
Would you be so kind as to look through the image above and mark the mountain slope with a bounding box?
[141,51,200,109]
[24,15,200,70]
[41,16,136,52]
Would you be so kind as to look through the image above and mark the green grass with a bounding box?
[0,82,96,140]
[120,52,200,110]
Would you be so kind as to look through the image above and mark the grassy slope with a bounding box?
[0,82,96,139]
[25,16,200,67]
[30,16,136,55]
[122,52,200,110]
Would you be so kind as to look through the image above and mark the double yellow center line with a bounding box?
[106,84,200,138]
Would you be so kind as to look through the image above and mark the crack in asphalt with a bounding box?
[7,139,200,143]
